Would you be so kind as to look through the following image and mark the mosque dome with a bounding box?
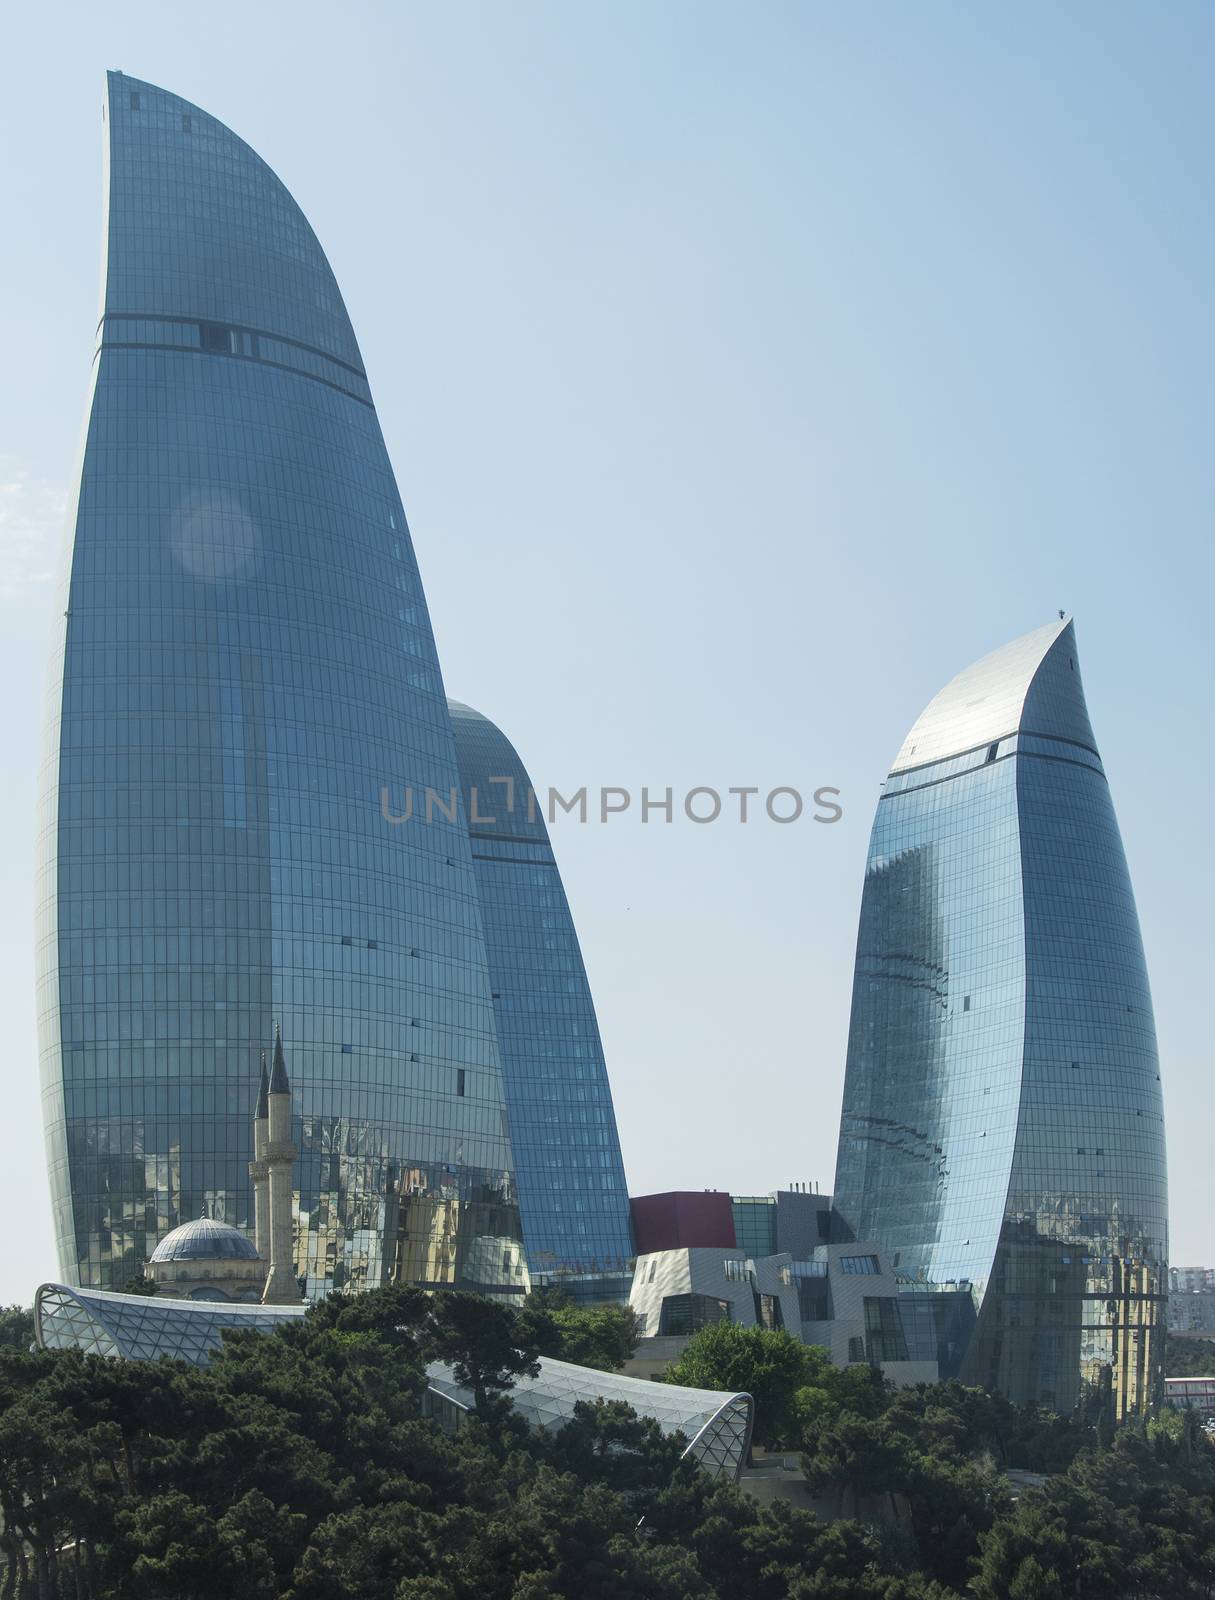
[150,1218,261,1264]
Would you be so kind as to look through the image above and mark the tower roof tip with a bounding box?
[270,1026,290,1094]
[255,1050,269,1118]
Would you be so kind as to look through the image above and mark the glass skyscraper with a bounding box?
[447,702,634,1287]
[832,619,1167,1418]
[37,73,526,1297]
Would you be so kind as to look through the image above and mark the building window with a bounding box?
[864,1296,909,1362]
[723,1258,747,1282]
[847,1336,866,1363]
[647,1258,657,1283]
[731,1197,777,1258]
[754,1292,784,1331]
[791,1259,828,1279]
[199,321,232,353]
[456,1069,466,1097]
[797,1277,830,1321]
[839,1254,881,1275]
[659,1294,732,1337]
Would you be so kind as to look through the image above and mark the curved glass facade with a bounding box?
[447,702,633,1282]
[832,620,1167,1417]
[35,1282,305,1364]
[36,73,525,1297]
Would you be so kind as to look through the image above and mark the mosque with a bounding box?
[33,1026,755,1483]
[144,1029,301,1307]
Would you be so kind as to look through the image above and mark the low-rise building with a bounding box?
[1168,1288,1215,1337]
[627,1247,801,1377]
[1170,1267,1215,1295]
[1164,1376,1215,1418]
[623,1188,937,1387]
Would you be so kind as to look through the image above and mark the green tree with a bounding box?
[518,1291,640,1373]
[420,1292,540,1412]
[0,1307,33,1352]
[1164,1334,1215,1377]
[8,1287,1212,1600]
[121,1273,160,1296]
[116,1489,284,1599]
[304,1281,427,1347]
[538,1399,690,1511]
[666,1322,841,1448]
[973,1421,1215,1600]
[1007,1554,1066,1600]
[207,1297,432,1491]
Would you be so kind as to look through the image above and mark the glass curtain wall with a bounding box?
[832,620,1167,1417]
[37,74,525,1296]
[447,701,633,1285]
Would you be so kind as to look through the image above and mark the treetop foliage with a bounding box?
[1165,1336,1215,1379]
[0,1292,1211,1599]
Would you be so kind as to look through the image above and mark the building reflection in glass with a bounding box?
[37,73,525,1296]
[832,620,1167,1419]
[447,701,634,1287]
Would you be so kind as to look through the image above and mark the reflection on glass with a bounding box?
[37,73,524,1296]
[833,621,1167,1418]
[447,702,634,1285]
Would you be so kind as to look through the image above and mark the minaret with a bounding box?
[261,1025,301,1304]
[249,1052,270,1263]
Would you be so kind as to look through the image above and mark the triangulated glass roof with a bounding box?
[35,1284,753,1481]
[425,1355,753,1480]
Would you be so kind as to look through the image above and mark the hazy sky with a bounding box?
[1,2,1210,1304]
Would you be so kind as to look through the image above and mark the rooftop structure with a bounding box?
[630,1192,736,1254]
[146,1216,266,1303]
[148,1219,260,1264]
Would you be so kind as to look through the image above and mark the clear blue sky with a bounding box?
[1,2,1210,1303]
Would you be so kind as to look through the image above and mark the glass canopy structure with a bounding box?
[832,619,1168,1419]
[426,1356,753,1480]
[34,1282,305,1364]
[447,702,634,1287]
[37,73,524,1298]
[429,1356,752,1478]
[33,1285,752,1481]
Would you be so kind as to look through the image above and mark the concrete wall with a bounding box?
[774,1189,832,1258]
